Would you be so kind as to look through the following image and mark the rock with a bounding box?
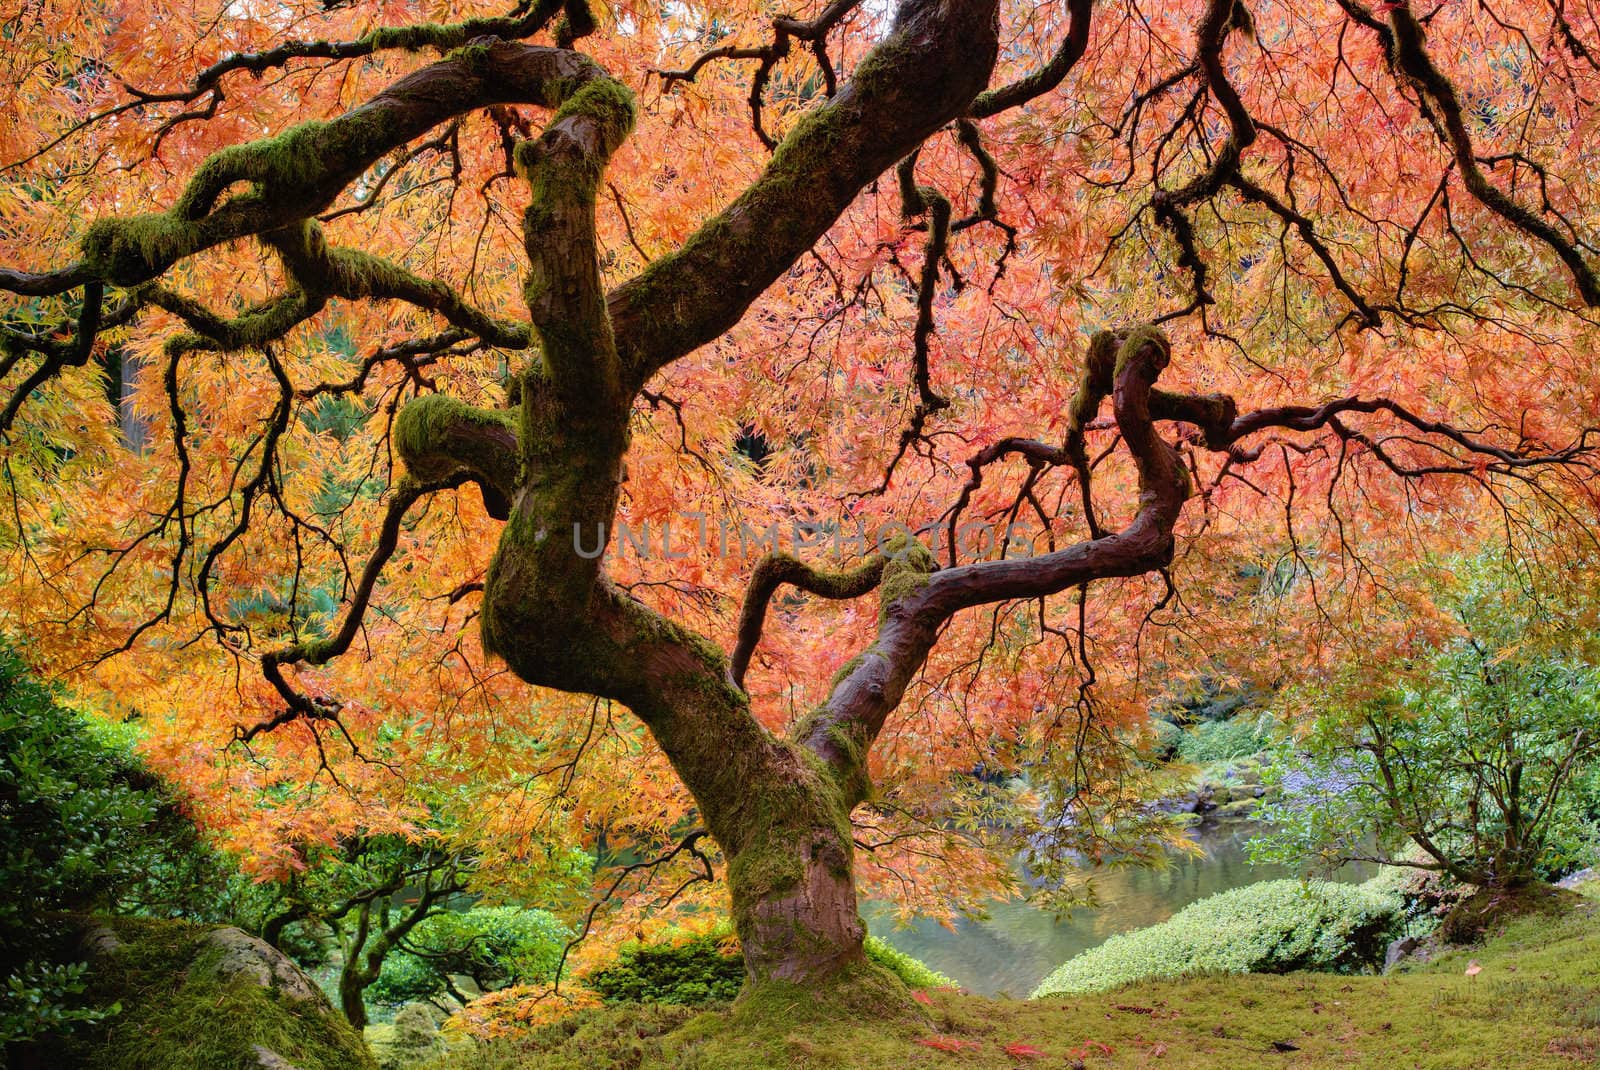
[78,923,123,960]
[251,1044,304,1069]
[1556,867,1596,890]
[54,917,376,1069]
[195,927,325,1003]
[1384,936,1421,973]
[1211,798,1260,820]
[1149,790,1202,815]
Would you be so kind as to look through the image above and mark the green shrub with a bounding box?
[1031,878,1402,998]
[368,906,570,1007]
[1175,714,1274,764]
[583,924,953,1006]
[584,932,745,1005]
[0,647,229,1043]
[1542,762,1600,881]
[863,935,952,990]
[368,1003,449,1070]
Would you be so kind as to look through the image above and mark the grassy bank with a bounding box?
[430,890,1599,1069]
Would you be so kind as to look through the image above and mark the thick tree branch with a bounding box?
[969,0,1093,118]
[0,0,591,176]
[729,552,888,690]
[1,42,612,298]
[608,0,1002,386]
[800,327,1189,790]
[797,322,1600,795]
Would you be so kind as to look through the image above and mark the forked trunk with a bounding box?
[680,734,870,987]
[729,808,867,984]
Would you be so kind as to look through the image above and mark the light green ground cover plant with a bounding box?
[1030,877,1404,997]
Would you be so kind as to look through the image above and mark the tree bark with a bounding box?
[340,965,370,1030]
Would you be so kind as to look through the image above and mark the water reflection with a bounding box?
[864,821,1373,997]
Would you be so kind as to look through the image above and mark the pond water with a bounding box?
[864,820,1374,997]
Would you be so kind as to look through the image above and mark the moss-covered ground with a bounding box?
[429,889,1600,1070]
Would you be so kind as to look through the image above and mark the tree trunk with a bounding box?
[724,768,867,984]
[383,0,1010,997]
[339,966,369,1030]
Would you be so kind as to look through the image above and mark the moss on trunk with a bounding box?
[724,748,868,984]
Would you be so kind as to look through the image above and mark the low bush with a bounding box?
[1031,877,1402,998]
[583,924,953,1006]
[862,935,952,990]
[585,930,745,1005]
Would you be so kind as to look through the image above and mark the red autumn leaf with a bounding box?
[1002,1042,1049,1058]
[1072,1039,1117,1058]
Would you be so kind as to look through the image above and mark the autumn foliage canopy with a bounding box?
[2,0,1599,994]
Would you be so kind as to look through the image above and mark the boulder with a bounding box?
[195,926,326,1004]
[46,917,376,1070]
[1556,867,1596,890]
[1384,935,1421,973]
[1211,798,1260,821]
[78,923,123,960]
[252,1045,306,1070]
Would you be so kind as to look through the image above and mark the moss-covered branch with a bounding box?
[800,328,1192,790]
[392,394,519,515]
[43,43,614,293]
[606,0,1002,387]
[145,221,531,357]
[517,77,636,402]
[131,0,591,105]
[969,0,1093,118]
[728,551,889,690]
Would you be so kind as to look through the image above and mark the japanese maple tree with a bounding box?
[3,0,1599,998]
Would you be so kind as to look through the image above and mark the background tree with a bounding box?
[255,834,472,1028]
[3,0,1600,1002]
[366,906,570,1011]
[1252,558,1600,889]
